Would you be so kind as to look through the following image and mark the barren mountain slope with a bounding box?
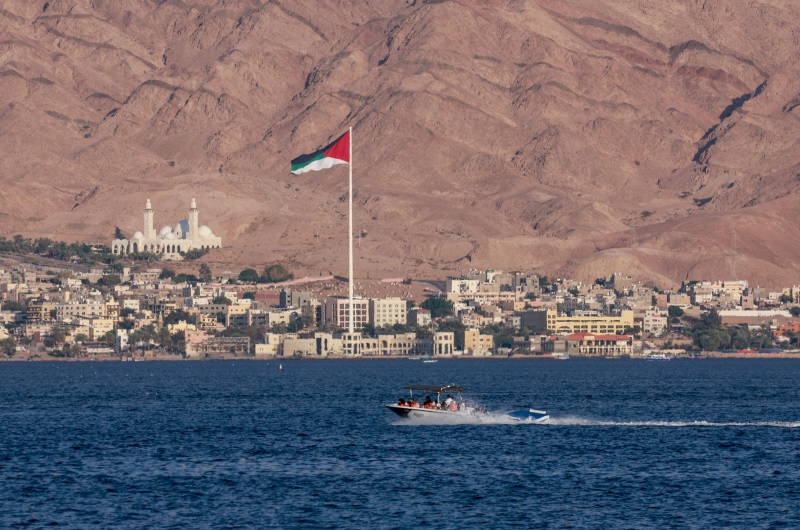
[1,0,800,286]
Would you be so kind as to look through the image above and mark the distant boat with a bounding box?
[644,354,670,361]
[386,384,549,423]
[278,363,283,371]
[422,357,437,363]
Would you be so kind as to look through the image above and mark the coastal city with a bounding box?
[2,239,799,360]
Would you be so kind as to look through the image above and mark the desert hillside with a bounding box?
[1,0,800,287]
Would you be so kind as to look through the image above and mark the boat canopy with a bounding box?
[403,384,463,393]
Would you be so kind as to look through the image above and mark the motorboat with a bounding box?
[644,353,670,361]
[422,357,437,363]
[386,384,549,423]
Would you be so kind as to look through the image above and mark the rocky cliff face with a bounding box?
[2,0,800,286]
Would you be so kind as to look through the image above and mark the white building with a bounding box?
[369,297,407,328]
[112,198,222,258]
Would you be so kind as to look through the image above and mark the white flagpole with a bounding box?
[348,126,354,334]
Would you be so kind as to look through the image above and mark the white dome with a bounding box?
[159,226,173,237]
[198,225,214,237]
[173,220,189,238]
[132,231,144,239]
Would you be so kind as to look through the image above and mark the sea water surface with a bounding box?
[2,359,800,529]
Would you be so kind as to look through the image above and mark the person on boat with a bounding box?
[397,398,407,406]
[443,394,454,409]
[422,396,434,409]
[408,398,419,408]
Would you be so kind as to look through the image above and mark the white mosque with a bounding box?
[111,198,222,258]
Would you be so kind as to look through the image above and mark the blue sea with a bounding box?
[2,359,800,529]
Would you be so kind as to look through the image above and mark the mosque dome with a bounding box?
[173,220,189,238]
[132,231,144,239]
[198,225,215,238]
[159,226,173,237]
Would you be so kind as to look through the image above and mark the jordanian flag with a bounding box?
[291,131,350,175]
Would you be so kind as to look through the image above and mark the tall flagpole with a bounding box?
[348,126,354,334]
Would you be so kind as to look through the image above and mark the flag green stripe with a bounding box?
[291,152,326,172]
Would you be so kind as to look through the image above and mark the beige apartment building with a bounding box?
[519,309,634,335]
[369,297,407,328]
[57,301,107,321]
[547,309,634,335]
[464,328,494,355]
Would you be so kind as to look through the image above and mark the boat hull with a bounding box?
[386,404,549,423]
[386,405,469,418]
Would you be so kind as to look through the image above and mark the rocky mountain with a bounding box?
[2,0,800,287]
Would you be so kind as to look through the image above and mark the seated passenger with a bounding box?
[397,398,407,406]
[443,394,454,409]
[448,400,458,412]
[408,398,419,408]
[422,396,434,409]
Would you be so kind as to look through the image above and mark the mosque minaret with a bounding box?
[112,198,222,258]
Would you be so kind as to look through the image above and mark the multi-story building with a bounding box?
[369,297,407,328]
[464,328,494,355]
[643,310,667,337]
[407,307,431,327]
[57,301,106,321]
[89,318,116,341]
[520,309,634,335]
[322,297,369,330]
[554,333,633,356]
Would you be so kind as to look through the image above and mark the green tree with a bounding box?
[174,273,199,284]
[287,318,304,333]
[164,309,194,325]
[183,248,210,260]
[668,306,684,318]
[74,333,89,343]
[1,301,25,312]
[263,263,293,283]
[120,307,137,318]
[102,330,116,347]
[212,296,232,305]
[238,268,261,283]
[242,292,256,300]
[156,326,171,347]
[701,309,722,328]
[159,268,176,280]
[790,307,800,317]
[49,326,68,346]
[97,274,121,287]
[0,337,17,356]
[437,320,466,349]
[170,330,186,353]
[199,263,212,283]
[34,237,53,254]
[420,297,454,318]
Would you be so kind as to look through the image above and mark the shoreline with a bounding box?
[2,352,800,362]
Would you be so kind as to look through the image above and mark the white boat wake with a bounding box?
[393,414,800,428]
[548,416,800,428]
